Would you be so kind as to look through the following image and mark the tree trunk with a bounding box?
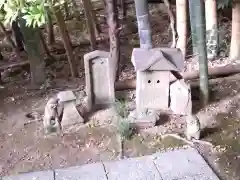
[188,0,197,55]
[71,0,82,20]
[54,8,77,77]
[0,22,21,59]
[134,0,152,48]
[176,0,187,58]
[163,0,177,48]
[105,0,121,81]
[39,31,53,59]
[0,51,3,60]
[119,0,127,20]
[46,12,55,45]
[230,1,240,60]
[189,0,209,106]
[115,63,240,91]
[12,20,25,52]
[82,0,97,50]
[64,3,70,19]
[18,18,45,86]
[205,0,218,60]
[91,6,102,38]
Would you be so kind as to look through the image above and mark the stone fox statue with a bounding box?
[185,114,201,140]
[43,97,64,133]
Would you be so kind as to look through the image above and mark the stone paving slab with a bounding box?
[2,170,54,180]
[2,148,220,180]
[152,148,219,180]
[104,155,162,180]
[55,162,107,180]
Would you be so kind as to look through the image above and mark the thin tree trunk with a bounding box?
[39,31,53,59]
[134,0,152,48]
[119,0,127,20]
[0,51,3,60]
[163,0,177,48]
[82,0,97,50]
[71,0,82,20]
[189,0,209,107]
[46,12,55,45]
[0,22,21,58]
[87,0,101,37]
[205,0,218,60]
[54,8,77,77]
[12,20,24,52]
[176,0,187,58]
[91,8,101,38]
[18,18,45,86]
[64,3,70,19]
[230,1,240,60]
[105,0,121,81]
[188,0,197,55]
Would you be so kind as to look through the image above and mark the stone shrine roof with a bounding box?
[131,48,184,72]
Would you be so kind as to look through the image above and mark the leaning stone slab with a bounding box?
[61,102,84,128]
[152,148,219,180]
[55,162,107,180]
[2,170,54,180]
[84,50,115,111]
[170,79,192,115]
[57,90,76,104]
[103,155,162,180]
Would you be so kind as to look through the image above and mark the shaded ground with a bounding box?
[0,3,239,180]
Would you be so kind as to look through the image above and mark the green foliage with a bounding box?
[0,0,65,28]
[217,0,231,9]
[114,99,134,140]
[116,118,133,140]
[114,99,129,118]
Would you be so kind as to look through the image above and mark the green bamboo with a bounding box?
[189,0,209,106]
[134,0,152,49]
[188,0,197,55]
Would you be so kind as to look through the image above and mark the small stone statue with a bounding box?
[43,97,63,134]
[185,114,201,140]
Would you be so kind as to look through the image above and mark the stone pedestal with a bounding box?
[57,91,84,130]
[128,109,160,129]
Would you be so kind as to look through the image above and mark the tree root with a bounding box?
[24,111,43,126]
[161,133,214,147]
[24,119,43,126]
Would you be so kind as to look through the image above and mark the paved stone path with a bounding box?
[2,147,220,180]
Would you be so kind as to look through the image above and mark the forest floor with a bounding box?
[0,3,239,180]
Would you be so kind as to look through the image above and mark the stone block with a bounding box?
[55,162,107,180]
[103,155,162,180]
[136,71,170,113]
[152,148,218,180]
[170,79,192,115]
[61,102,84,128]
[84,50,115,111]
[129,109,159,129]
[2,170,54,180]
[57,90,76,103]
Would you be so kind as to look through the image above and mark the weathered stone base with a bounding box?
[57,90,84,132]
[128,109,159,129]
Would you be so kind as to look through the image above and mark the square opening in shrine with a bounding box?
[84,50,115,110]
[131,48,184,114]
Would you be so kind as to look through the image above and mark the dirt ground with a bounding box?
[0,3,239,180]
